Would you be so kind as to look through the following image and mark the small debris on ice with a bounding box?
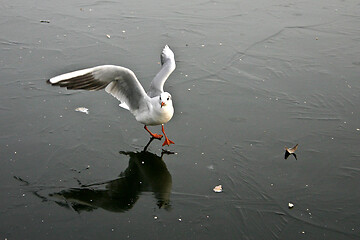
[207,165,214,170]
[213,185,222,193]
[106,34,111,39]
[285,144,298,160]
[288,202,294,209]
[75,107,89,114]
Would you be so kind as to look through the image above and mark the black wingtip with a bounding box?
[46,79,52,84]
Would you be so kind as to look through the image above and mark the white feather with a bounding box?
[147,45,176,97]
[49,68,94,84]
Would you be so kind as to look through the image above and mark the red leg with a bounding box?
[161,124,174,146]
[144,125,163,139]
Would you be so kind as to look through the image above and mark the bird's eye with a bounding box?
[159,96,161,100]
[167,97,169,101]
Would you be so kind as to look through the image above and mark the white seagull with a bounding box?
[47,45,176,146]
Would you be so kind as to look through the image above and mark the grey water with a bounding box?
[1,0,360,239]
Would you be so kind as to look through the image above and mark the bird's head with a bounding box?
[159,92,172,108]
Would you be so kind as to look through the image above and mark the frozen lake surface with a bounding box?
[1,0,359,239]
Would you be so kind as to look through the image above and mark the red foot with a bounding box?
[151,133,163,139]
[144,125,163,139]
[161,124,174,146]
[162,137,175,146]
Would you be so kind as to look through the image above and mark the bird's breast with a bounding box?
[135,105,174,126]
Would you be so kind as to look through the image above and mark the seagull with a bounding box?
[47,45,176,146]
[284,144,298,160]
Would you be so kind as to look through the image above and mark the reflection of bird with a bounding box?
[47,45,176,146]
[285,144,298,160]
[49,140,173,213]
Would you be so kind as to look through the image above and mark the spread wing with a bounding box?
[147,45,176,98]
[47,65,150,111]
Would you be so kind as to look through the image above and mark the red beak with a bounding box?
[161,102,165,107]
